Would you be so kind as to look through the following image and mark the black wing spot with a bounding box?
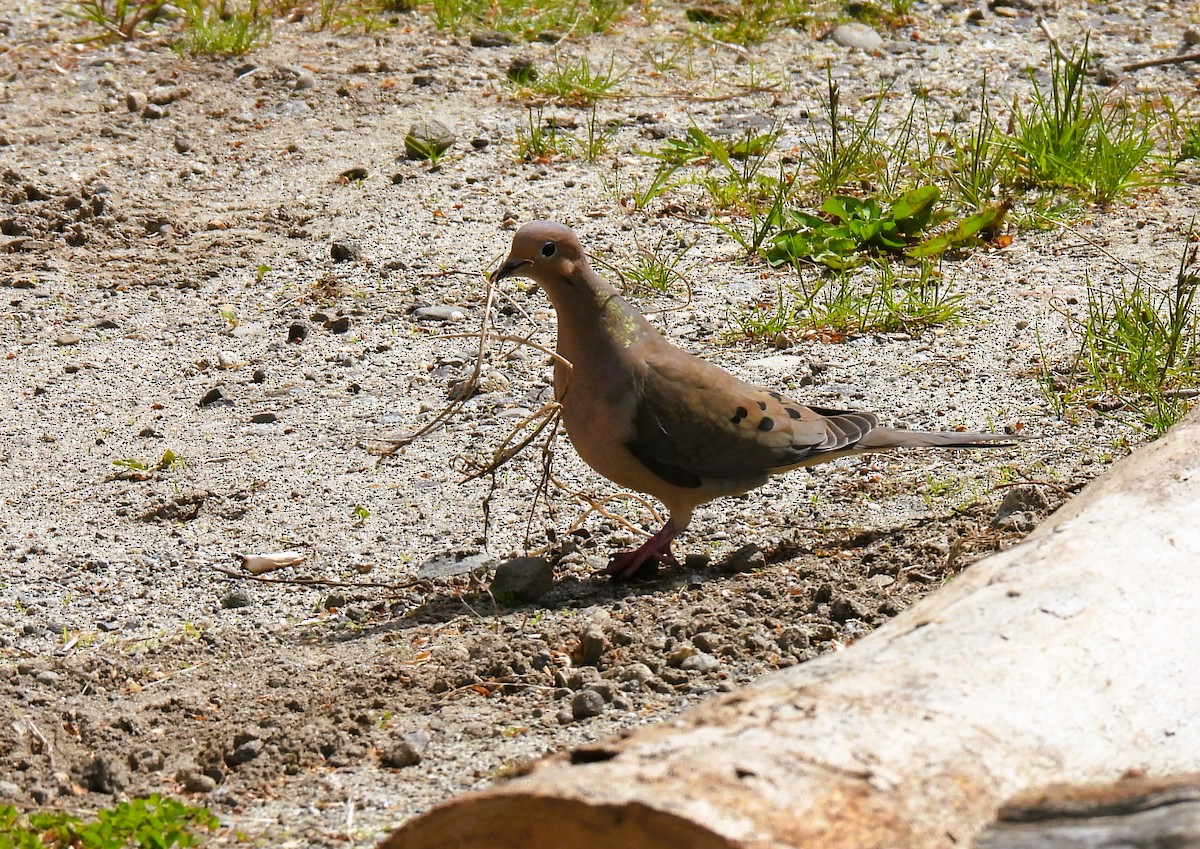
[758,417,775,432]
[769,391,783,401]
[786,407,803,419]
[756,400,767,411]
[731,406,748,424]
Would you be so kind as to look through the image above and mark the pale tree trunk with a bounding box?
[381,408,1200,849]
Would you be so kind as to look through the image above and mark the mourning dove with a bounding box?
[491,221,1021,580]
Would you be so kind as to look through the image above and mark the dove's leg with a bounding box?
[604,519,682,581]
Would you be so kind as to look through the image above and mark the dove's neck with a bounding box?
[546,266,662,366]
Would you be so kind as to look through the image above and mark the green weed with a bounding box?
[68,0,167,40]
[764,185,1004,269]
[620,164,681,212]
[685,0,813,46]
[0,795,217,849]
[1042,232,1200,433]
[645,125,779,167]
[729,259,962,341]
[174,0,271,55]
[1006,40,1153,205]
[940,76,1011,210]
[512,54,624,106]
[112,450,185,480]
[798,69,886,196]
[573,106,618,163]
[426,0,627,39]
[621,237,690,294]
[514,108,567,160]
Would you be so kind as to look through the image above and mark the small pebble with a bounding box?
[331,240,359,262]
[831,22,882,51]
[404,119,456,160]
[326,315,351,333]
[570,689,605,720]
[220,588,255,609]
[199,385,232,406]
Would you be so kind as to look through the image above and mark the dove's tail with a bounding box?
[857,427,1024,450]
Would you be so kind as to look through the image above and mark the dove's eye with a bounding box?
[541,241,557,258]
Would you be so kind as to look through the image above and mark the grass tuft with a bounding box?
[1006,39,1153,205]
[1041,229,1200,434]
[174,0,271,55]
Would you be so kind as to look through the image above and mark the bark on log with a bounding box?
[977,774,1200,849]
[381,408,1200,849]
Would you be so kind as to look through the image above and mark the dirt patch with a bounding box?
[0,0,1194,843]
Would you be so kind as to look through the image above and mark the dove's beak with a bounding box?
[489,257,531,284]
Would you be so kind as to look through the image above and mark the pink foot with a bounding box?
[603,520,681,581]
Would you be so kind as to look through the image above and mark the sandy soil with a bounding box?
[1,0,1197,843]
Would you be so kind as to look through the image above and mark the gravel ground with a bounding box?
[1,0,1197,843]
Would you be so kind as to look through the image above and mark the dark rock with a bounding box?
[585,680,616,702]
[288,322,309,343]
[469,30,513,47]
[830,594,869,623]
[227,738,263,766]
[330,240,359,262]
[220,588,255,610]
[404,119,456,160]
[128,749,165,772]
[140,492,207,522]
[178,769,216,793]
[80,755,129,794]
[381,732,428,768]
[577,627,607,666]
[993,485,1051,532]
[249,412,277,424]
[570,689,605,720]
[719,544,764,572]
[491,556,553,602]
[326,315,351,333]
[199,385,232,407]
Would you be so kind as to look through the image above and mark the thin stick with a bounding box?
[1036,17,1065,62]
[459,403,563,482]
[432,331,573,371]
[1122,51,1200,72]
[549,473,664,534]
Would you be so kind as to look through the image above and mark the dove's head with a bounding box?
[489,221,591,296]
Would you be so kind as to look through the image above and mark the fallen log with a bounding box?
[381,407,1200,849]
